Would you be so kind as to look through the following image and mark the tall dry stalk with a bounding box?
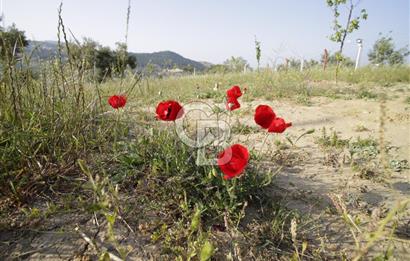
[125,0,131,45]
[323,48,329,71]
[378,92,389,177]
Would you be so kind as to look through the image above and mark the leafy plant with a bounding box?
[326,0,368,79]
[0,24,29,63]
[389,159,409,172]
[368,33,410,65]
[223,56,250,73]
[255,36,261,71]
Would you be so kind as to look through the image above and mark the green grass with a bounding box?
[103,66,410,107]
[94,129,299,259]
[1,40,409,259]
[315,128,406,180]
[0,52,304,259]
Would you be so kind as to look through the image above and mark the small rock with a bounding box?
[359,185,368,193]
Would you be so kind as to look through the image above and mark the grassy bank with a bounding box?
[1,53,409,259]
[102,66,410,107]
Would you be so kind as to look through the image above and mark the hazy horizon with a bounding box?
[3,0,410,67]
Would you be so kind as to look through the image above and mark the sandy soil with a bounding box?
[1,94,409,260]
[233,95,410,259]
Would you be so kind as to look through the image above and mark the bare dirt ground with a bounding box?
[1,91,409,260]
[234,94,410,259]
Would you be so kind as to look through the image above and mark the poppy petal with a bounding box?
[226,85,242,99]
[156,100,184,121]
[108,95,127,109]
[225,86,242,111]
[254,105,276,129]
[217,144,249,179]
[267,118,292,133]
[226,97,241,111]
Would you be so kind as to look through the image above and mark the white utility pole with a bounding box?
[300,58,304,72]
[355,38,363,71]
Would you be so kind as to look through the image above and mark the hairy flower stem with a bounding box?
[258,132,270,159]
[113,109,120,151]
[225,178,237,209]
[255,132,271,172]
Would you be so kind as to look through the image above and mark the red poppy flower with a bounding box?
[227,86,242,99]
[156,100,184,121]
[254,105,276,129]
[226,85,242,111]
[217,144,249,180]
[226,97,241,111]
[108,95,127,109]
[267,117,292,133]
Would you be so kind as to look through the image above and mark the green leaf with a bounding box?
[286,137,294,146]
[190,206,201,232]
[200,240,214,261]
[306,129,315,135]
[98,252,110,261]
[105,213,116,225]
[302,241,308,254]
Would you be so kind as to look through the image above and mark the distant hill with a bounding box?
[25,41,210,71]
[130,51,206,71]
[26,41,61,60]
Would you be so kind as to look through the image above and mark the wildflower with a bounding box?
[217,144,249,179]
[268,117,292,133]
[108,95,127,109]
[226,85,242,111]
[254,104,276,129]
[156,100,184,121]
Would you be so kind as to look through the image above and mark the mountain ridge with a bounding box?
[26,41,211,71]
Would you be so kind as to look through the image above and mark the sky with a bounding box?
[3,0,410,67]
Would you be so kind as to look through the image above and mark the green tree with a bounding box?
[255,37,261,71]
[145,63,157,76]
[288,58,301,69]
[95,47,115,80]
[306,59,320,68]
[368,34,410,65]
[0,24,29,63]
[321,51,354,67]
[223,56,249,73]
[68,38,99,73]
[206,64,229,74]
[326,0,368,57]
[115,42,128,76]
[280,58,320,70]
[182,64,194,73]
[93,44,137,81]
[127,55,137,70]
[113,43,136,75]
